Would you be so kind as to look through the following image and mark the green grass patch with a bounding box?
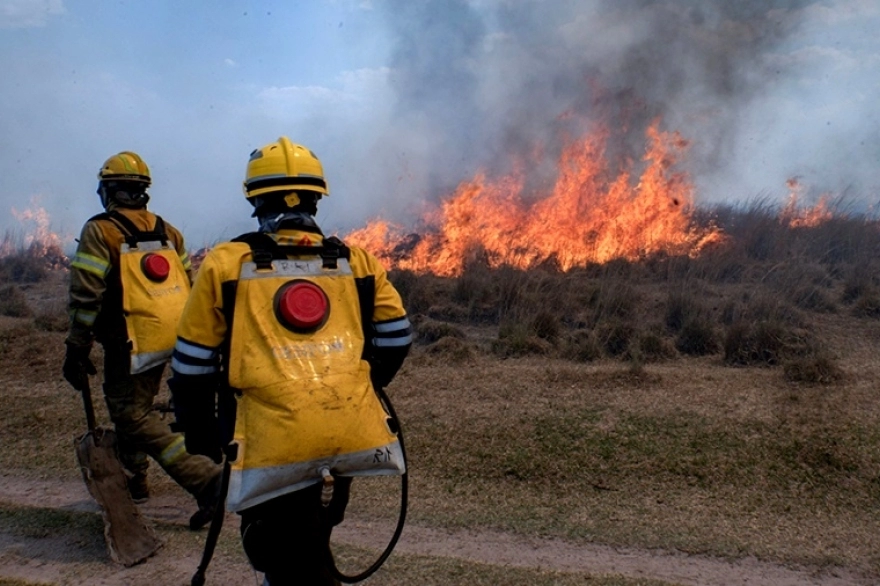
[0,393,84,474]
[401,406,880,567]
[415,410,880,499]
[0,505,103,539]
[334,544,682,586]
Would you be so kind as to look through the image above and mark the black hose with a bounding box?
[327,387,408,583]
[190,389,407,585]
[191,453,232,586]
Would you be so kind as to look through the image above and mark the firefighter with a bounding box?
[169,137,412,585]
[63,151,222,530]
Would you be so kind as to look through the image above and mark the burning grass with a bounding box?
[1,203,69,283]
[349,121,724,276]
[386,204,880,380]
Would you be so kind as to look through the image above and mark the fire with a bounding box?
[347,120,723,276]
[2,197,69,270]
[781,177,833,228]
[189,247,211,274]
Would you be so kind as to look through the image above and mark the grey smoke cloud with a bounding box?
[1,1,876,248]
[371,0,878,214]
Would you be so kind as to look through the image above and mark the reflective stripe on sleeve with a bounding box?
[158,436,187,467]
[175,338,217,360]
[372,316,413,347]
[171,337,219,375]
[374,317,411,334]
[71,252,110,278]
[180,251,192,271]
[70,308,97,327]
[374,335,414,347]
[171,359,218,375]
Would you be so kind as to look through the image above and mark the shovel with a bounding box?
[74,381,162,566]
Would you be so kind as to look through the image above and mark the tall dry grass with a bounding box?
[402,201,880,384]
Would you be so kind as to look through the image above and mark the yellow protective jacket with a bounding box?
[67,206,193,367]
[170,227,412,512]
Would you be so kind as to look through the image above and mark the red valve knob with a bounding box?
[141,253,170,282]
[277,281,328,330]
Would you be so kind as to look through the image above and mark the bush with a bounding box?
[593,281,641,324]
[425,304,470,323]
[783,353,844,384]
[675,317,718,356]
[0,285,32,318]
[492,322,553,358]
[665,290,703,333]
[530,310,561,343]
[414,319,466,345]
[0,253,48,284]
[423,336,475,364]
[452,261,494,306]
[723,320,790,366]
[841,268,875,304]
[635,331,678,362]
[852,294,880,319]
[791,285,836,313]
[719,299,744,326]
[741,293,803,325]
[495,266,526,320]
[389,270,449,316]
[0,322,36,354]
[561,329,602,362]
[388,269,418,301]
[34,307,69,332]
[596,321,635,357]
[693,250,746,283]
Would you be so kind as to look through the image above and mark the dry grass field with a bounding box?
[1,204,880,585]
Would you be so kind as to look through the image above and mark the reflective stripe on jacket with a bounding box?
[67,206,191,347]
[172,228,412,512]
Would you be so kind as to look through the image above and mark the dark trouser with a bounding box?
[240,478,353,586]
[101,342,220,497]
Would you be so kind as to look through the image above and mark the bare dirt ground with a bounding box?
[0,474,871,586]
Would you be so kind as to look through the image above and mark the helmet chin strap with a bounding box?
[97,183,150,210]
[97,185,111,209]
[258,211,320,234]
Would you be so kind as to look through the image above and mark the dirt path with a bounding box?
[0,474,871,586]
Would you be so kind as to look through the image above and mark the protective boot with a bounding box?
[126,470,150,504]
[189,472,222,530]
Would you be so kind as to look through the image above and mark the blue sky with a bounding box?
[1,0,879,249]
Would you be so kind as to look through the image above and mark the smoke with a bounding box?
[370,0,877,214]
[2,1,875,245]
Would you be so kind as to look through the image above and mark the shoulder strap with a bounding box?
[231,232,350,270]
[230,232,375,357]
[87,212,111,223]
[154,215,167,239]
[355,275,376,359]
[100,211,169,247]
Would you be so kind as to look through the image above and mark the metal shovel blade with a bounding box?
[75,426,162,566]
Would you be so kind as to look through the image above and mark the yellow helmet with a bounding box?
[243,137,329,206]
[97,151,151,185]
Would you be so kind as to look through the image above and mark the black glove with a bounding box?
[183,416,222,463]
[63,344,96,392]
[167,375,222,463]
[368,345,410,390]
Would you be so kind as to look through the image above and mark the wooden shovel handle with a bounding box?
[81,381,97,432]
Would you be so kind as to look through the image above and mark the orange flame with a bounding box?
[781,178,833,228]
[347,120,723,276]
[3,197,69,270]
